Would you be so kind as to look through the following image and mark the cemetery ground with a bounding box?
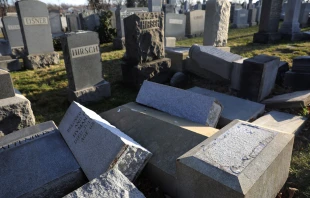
[2,25,310,197]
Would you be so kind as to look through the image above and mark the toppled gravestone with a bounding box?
[177,120,294,198]
[136,81,222,127]
[64,169,145,198]
[122,12,171,88]
[0,121,87,198]
[0,70,35,135]
[262,90,310,108]
[58,102,152,181]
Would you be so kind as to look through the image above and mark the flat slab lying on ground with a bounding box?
[253,111,307,135]
[262,91,310,108]
[188,87,265,127]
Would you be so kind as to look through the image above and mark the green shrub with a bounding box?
[96,10,116,44]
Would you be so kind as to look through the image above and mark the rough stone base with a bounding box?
[121,58,172,89]
[11,47,25,58]
[0,58,21,71]
[23,52,60,69]
[0,93,35,135]
[284,71,310,91]
[68,81,111,104]
[232,24,249,28]
[113,37,125,50]
[253,32,282,44]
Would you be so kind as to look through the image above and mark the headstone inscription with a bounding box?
[185,10,205,37]
[165,13,186,39]
[203,0,231,47]
[232,9,249,28]
[61,31,111,103]
[122,12,172,88]
[0,70,35,135]
[0,121,87,198]
[177,120,294,198]
[253,0,283,43]
[58,102,152,181]
[15,0,59,69]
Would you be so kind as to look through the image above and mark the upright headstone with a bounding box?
[58,102,152,181]
[15,0,59,69]
[165,13,186,39]
[203,0,231,47]
[122,12,172,88]
[299,3,310,28]
[177,120,294,198]
[0,121,87,198]
[253,0,283,43]
[185,10,205,37]
[164,4,176,13]
[61,15,68,31]
[61,31,111,103]
[232,9,249,28]
[66,14,82,32]
[279,0,303,41]
[256,3,262,24]
[49,10,63,36]
[230,3,242,23]
[247,0,253,9]
[148,0,162,12]
[0,70,35,134]
[248,8,257,26]
[238,55,280,102]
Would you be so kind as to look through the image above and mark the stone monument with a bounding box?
[185,10,205,37]
[203,0,231,49]
[61,31,111,103]
[122,12,171,88]
[15,0,59,69]
[148,0,162,12]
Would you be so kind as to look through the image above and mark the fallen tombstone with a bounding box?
[253,111,307,135]
[100,104,217,197]
[165,46,190,72]
[0,121,87,198]
[58,102,152,181]
[136,81,222,127]
[238,55,280,102]
[189,45,243,80]
[64,169,145,198]
[262,91,310,108]
[0,70,35,134]
[230,58,248,91]
[188,87,265,127]
[177,120,294,198]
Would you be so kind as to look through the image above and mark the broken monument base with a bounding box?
[121,58,172,88]
[0,92,35,135]
[67,81,111,104]
[11,47,25,58]
[253,32,282,44]
[23,52,60,69]
[113,37,125,50]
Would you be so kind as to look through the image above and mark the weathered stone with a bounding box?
[189,87,265,127]
[238,55,280,102]
[189,45,243,80]
[0,58,21,71]
[170,72,188,88]
[165,46,189,72]
[0,121,87,198]
[148,0,162,12]
[124,12,164,65]
[49,10,63,34]
[177,120,294,198]
[121,58,171,88]
[253,0,283,43]
[23,51,60,69]
[262,91,310,108]
[59,102,152,181]
[253,111,307,135]
[100,105,217,197]
[203,0,230,47]
[185,10,205,37]
[165,13,186,39]
[284,71,310,91]
[136,81,222,127]
[0,70,15,99]
[165,37,176,47]
[1,15,24,48]
[11,47,25,58]
[232,9,249,28]
[64,169,145,198]
[66,14,82,32]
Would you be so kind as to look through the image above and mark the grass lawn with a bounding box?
[8,26,310,197]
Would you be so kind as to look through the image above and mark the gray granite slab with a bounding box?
[177,120,294,198]
[66,14,82,32]
[185,10,205,37]
[64,169,145,198]
[1,15,24,48]
[148,0,162,12]
[0,122,86,198]
[136,81,222,127]
[188,87,265,127]
[49,10,62,34]
[165,13,186,39]
[262,91,310,108]
[253,111,307,135]
[15,0,54,55]
[0,69,15,99]
[233,9,249,28]
[58,102,152,181]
